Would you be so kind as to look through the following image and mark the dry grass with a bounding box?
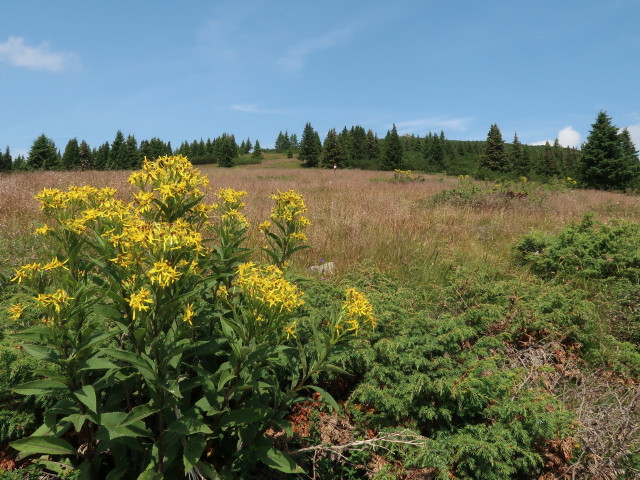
[2,161,640,279]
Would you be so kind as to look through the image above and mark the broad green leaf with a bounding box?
[307,385,340,412]
[13,379,69,396]
[118,404,156,427]
[183,435,205,474]
[11,436,76,458]
[105,465,129,480]
[218,408,267,427]
[137,471,163,480]
[61,414,87,433]
[78,356,119,371]
[35,458,74,475]
[74,385,97,413]
[256,447,305,474]
[168,416,212,435]
[20,344,61,363]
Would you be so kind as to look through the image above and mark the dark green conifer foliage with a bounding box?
[298,122,322,168]
[0,146,12,171]
[366,129,380,163]
[244,138,252,154]
[78,140,93,169]
[251,139,263,160]
[552,139,564,176]
[349,126,368,164]
[62,138,81,170]
[563,147,578,178]
[93,142,110,170]
[289,133,299,150]
[480,124,507,173]
[28,134,58,170]
[125,135,141,168]
[381,124,403,171]
[215,133,238,168]
[579,111,640,190]
[109,130,127,169]
[542,141,560,178]
[140,138,170,161]
[320,128,345,168]
[510,133,527,177]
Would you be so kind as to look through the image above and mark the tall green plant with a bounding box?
[8,155,376,479]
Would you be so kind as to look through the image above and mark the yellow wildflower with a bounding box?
[127,288,153,320]
[338,287,376,335]
[148,260,181,287]
[8,303,25,320]
[34,224,52,235]
[42,258,68,271]
[182,303,195,325]
[289,232,307,242]
[284,321,297,339]
[12,263,42,284]
[258,220,271,232]
[35,289,73,313]
[234,263,304,313]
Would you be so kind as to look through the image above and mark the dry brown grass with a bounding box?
[2,162,640,279]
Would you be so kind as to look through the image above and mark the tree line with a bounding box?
[1,111,637,191]
[0,131,263,172]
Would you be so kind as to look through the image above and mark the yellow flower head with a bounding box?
[182,303,195,325]
[126,288,153,320]
[148,260,181,287]
[234,262,304,314]
[337,287,376,335]
[8,303,25,321]
[34,224,52,235]
[35,289,73,313]
[12,263,42,284]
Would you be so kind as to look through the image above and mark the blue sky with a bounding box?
[1,0,639,157]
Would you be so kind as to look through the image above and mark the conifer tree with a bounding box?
[78,140,93,169]
[289,133,299,150]
[480,124,507,173]
[0,146,12,171]
[298,122,322,168]
[320,128,345,168]
[552,139,564,175]
[366,129,380,163]
[381,124,403,171]
[28,134,58,170]
[542,141,560,178]
[244,138,252,154]
[251,140,263,160]
[579,111,640,190]
[93,142,110,170]
[349,125,368,163]
[109,130,127,169]
[510,133,527,177]
[125,135,141,168]
[62,138,81,170]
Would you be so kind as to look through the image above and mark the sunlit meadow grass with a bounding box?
[2,158,640,284]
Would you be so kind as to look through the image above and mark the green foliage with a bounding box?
[381,124,402,171]
[28,134,59,170]
[516,214,640,282]
[298,123,322,168]
[480,124,508,174]
[7,155,375,479]
[578,111,640,190]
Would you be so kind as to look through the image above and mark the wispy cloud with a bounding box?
[278,27,354,73]
[0,36,79,73]
[230,103,291,114]
[393,117,472,135]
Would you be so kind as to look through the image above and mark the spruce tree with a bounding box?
[289,133,299,150]
[28,134,58,170]
[244,138,252,154]
[78,140,93,169]
[510,133,528,177]
[542,141,560,178]
[251,140,263,160]
[125,135,141,168]
[94,142,110,170]
[480,124,507,173]
[366,129,380,164]
[381,124,403,171]
[320,128,345,168]
[350,125,368,163]
[0,146,12,171]
[109,130,127,169]
[579,111,640,190]
[62,138,81,170]
[298,122,322,168]
[552,139,564,176]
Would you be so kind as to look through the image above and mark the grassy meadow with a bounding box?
[1,156,639,479]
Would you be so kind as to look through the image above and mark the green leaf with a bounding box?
[218,408,267,427]
[61,413,88,433]
[105,465,129,480]
[78,356,119,371]
[307,385,341,411]
[11,436,76,458]
[13,379,69,396]
[256,447,304,474]
[137,471,163,480]
[74,385,97,413]
[20,344,61,363]
[168,416,212,435]
[183,434,206,474]
[118,404,156,427]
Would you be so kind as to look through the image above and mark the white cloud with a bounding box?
[278,27,354,73]
[230,104,290,114]
[0,36,78,73]
[557,126,581,148]
[394,117,472,135]
[532,126,581,148]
